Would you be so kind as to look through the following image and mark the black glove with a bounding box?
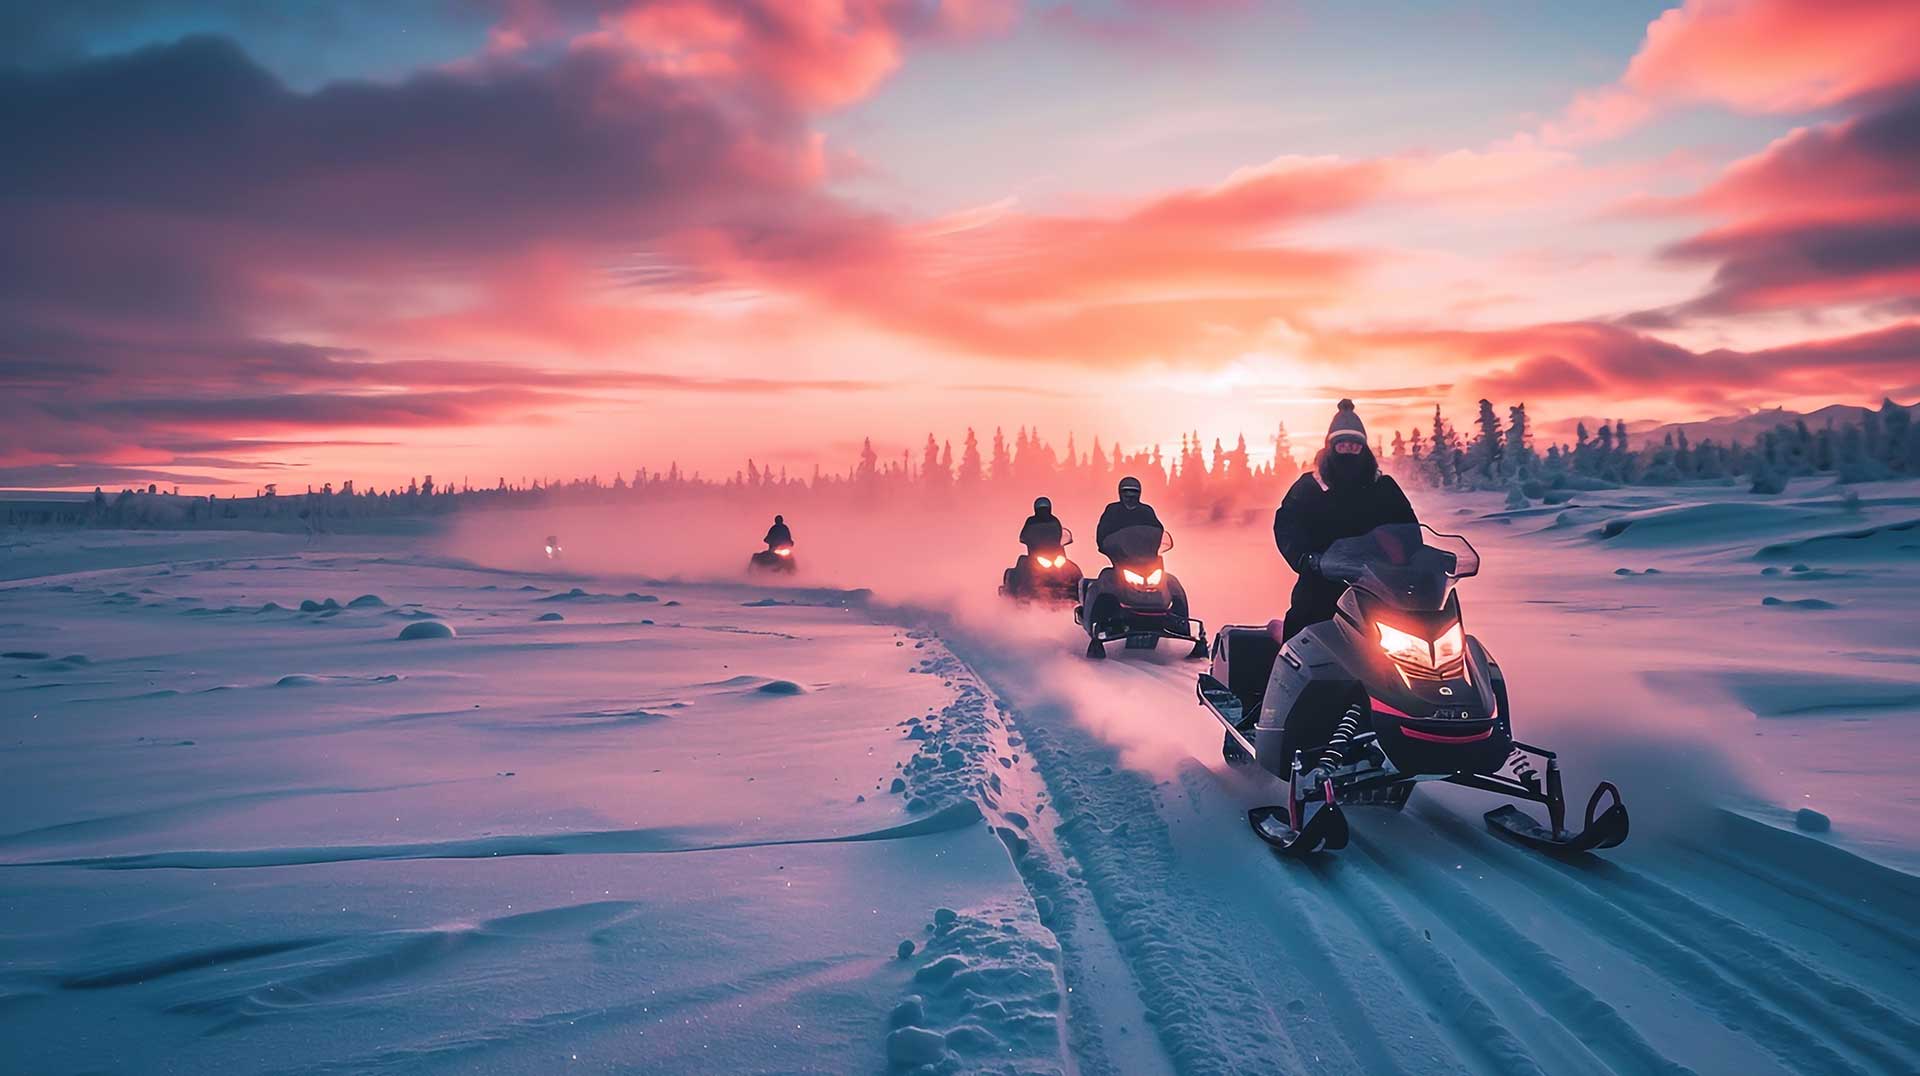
[1302,553,1321,577]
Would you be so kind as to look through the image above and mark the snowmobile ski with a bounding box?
[1484,782,1628,855]
[1249,795,1348,856]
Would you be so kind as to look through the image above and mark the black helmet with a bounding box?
[1033,496,1052,513]
[774,514,784,524]
[1117,475,1141,500]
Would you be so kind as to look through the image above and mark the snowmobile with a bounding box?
[1075,524,1207,660]
[1000,527,1082,605]
[1195,522,1628,857]
[748,543,796,575]
[544,535,562,560]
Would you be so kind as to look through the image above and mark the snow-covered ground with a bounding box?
[3,477,1917,1074]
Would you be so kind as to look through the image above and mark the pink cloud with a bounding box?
[1534,0,1920,146]
[1338,319,1920,410]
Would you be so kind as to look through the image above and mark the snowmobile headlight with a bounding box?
[1145,568,1163,586]
[1038,555,1056,568]
[774,547,792,557]
[1433,622,1464,666]
[1122,568,1146,585]
[1376,620,1432,668]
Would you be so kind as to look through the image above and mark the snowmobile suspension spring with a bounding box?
[1506,749,1539,786]
[1317,704,1364,770]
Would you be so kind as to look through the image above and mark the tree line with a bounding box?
[1384,397,1920,503]
[9,399,1916,531]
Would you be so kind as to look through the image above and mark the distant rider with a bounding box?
[764,514,793,550]
[1019,496,1064,553]
[1272,399,1418,640]
[1095,476,1162,559]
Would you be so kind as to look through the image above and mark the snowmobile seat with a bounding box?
[1217,621,1285,713]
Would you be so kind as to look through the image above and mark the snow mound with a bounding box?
[535,612,565,622]
[346,594,386,608]
[1596,502,1826,546]
[533,588,653,604]
[396,620,455,641]
[297,598,342,613]
[275,674,324,687]
[1761,595,1838,610]
[1756,517,1920,562]
[1645,668,1920,717]
[4,651,50,660]
[755,679,804,696]
[1796,808,1832,833]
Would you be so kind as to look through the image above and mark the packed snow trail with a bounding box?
[870,482,1920,1073]
[917,624,1920,1075]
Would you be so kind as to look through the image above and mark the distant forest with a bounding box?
[8,398,1917,529]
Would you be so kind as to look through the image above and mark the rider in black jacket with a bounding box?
[1272,400,1417,640]
[763,515,793,549]
[1018,497,1064,551]
[1096,476,1161,556]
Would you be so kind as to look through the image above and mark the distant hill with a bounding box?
[1647,400,1915,445]
[1539,400,1914,448]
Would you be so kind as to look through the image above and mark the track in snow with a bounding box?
[927,623,1920,1076]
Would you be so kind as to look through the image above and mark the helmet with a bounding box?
[1033,496,1052,512]
[774,514,784,524]
[1117,476,1141,505]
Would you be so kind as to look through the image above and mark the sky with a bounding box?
[3,0,1919,491]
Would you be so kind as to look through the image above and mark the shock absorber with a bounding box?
[1316,703,1365,770]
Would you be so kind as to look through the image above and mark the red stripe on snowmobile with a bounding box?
[1399,724,1493,743]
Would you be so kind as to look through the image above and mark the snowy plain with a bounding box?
[2,476,1917,1074]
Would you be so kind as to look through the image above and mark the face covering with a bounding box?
[1322,448,1375,489]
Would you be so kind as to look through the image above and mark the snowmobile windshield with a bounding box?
[1320,524,1479,611]
[1101,524,1170,563]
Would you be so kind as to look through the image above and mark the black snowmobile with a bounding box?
[1075,524,1207,660]
[748,543,796,575]
[1196,523,1628,856]
[1001,527,1082,605]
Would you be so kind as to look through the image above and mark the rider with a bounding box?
[763,514,793,550]
[1096,476,1161,557]
[1019,496,1064,552]
[1272,399,1417,640]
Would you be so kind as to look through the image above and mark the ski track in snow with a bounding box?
[927,621,1920,1076]
[890,483,1920,1075]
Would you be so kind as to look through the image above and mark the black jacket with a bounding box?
[1096,501,1162,557]
[1272,473,1416,639]
[764,522,793,547]
[1018,513,1063,550]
